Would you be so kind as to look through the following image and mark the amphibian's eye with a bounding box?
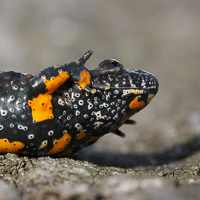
[110,60,119,67]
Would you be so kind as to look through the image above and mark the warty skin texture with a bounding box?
[0,50,158,156]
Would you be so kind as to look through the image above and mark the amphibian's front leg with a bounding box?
[27,50,119,123]
[66,50,120,93]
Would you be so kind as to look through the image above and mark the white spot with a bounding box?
[90,118,94,122]
[75,93,80,98]
[94,122,103,129]
[9,123,14,128]
[0,125,3,130]
[75,123,82,130]
[113,114,119,120]
[48,130,54,136]
[121,109,126,114]
[75,110,80,115]
[114,83,119,88]
[32,81,39,87]
[20,87,24,91]
[106,94,110,101]
[107,117,111,120]
[21,115,27,119]
[12,115,16,119]
[88,102,93,110]
[141,81,146,87]
[92,111,107,120]
[111,110,116,114]
[58,98,65,106]
[18,124,27,131]
[23,126,28,131]
[16,98,22,104]
[1,110,7,116]
[41,75,46,79]
[12,85,18,90]
[114,90,119,94]
[103,103,109,107]
[71,97,75,102]
[107,107,111,111]
[28,134,34,139]
[78,100,84,106]
[9,108,14,113]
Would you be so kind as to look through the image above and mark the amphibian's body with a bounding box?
[0,50,158,156]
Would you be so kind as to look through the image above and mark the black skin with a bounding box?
[0,50,158,156]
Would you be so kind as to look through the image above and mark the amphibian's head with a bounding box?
[94,59,159,118]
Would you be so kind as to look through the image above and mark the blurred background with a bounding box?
[0,0,199,164]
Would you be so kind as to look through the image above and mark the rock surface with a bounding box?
[0,152,200,200]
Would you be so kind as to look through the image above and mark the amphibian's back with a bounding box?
[0,50,158,156]
[0,71,33,131]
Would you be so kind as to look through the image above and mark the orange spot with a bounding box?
[61,149,73,156]
[0,138,25,153]
[49,132,71,154]
[148,97,153,103]
[39,140,48,149]
[44,71,69,94]
[78,70,91,89]
[28,71,69,122]
[129,96,145,109]
[77,130,85,140]
[86,137,98,144]
[134,90,142,95]
[28,94,53,122]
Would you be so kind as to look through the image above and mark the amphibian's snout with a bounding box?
[96,59,159,111]
[123,68,159,110]
[125,68,159,97]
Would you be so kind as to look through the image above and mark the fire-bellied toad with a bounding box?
[0,50,158,156]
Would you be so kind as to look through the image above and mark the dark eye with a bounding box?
[110,60,119,67]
